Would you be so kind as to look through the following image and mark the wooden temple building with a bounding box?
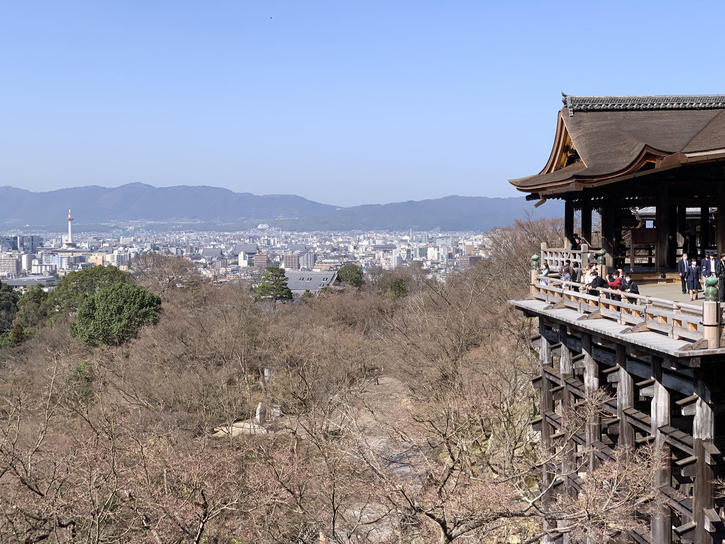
[509,95,725,543]
[511,94,725,271]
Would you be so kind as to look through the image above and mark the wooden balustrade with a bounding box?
[539,242,597,271]
[530,274,714,345]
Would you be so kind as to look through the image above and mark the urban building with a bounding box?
[282,254,299,270]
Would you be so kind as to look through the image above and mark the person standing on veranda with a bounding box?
[717,254,725,301]
[685,259,701,301]
[678,252,689,295]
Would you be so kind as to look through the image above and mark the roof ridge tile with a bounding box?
[562,94,725,112]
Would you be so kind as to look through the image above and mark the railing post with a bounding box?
[530,254,539,298]
[596,248,607,279]
[703,277,720,349]
[672,302,681,340]
[581,243,589,267]
[541,242,548,269]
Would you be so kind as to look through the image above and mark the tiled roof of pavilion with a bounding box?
[509,94,725,196]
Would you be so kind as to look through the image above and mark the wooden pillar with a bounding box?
[559,327,575,504]
[677,205,687,254]
[564,200,574,249]
[651,363,672,544]
[539,332,555,544]
[656,188,672,272]
[718,185,725,257]
[693,379,714,544]
[701,206,710,254]
[581,202,592,245]
[600,203,617,269]
[581,334,600,471]
[616,344,634,449]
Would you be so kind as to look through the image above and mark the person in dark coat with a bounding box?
[702,251,717,279]
[677,252,689,294]
[623,274,640,303]
[571,262,581,283]
[701,252,712,278]
[718,253,725,302]
[570,235,581,251]
[685,259,701,301]
[586,270,608,297]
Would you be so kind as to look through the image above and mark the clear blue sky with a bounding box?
[2,1,725,206]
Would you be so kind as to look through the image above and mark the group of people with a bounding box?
[543,260,640,300]
[677,251,725,301]
[539,245,725,303]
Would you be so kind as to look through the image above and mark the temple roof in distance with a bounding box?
[509,94,725,196]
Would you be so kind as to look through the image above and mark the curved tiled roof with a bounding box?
[563,94,725,112]
[510,95,725,194]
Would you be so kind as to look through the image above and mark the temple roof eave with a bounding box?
[512,148,725,199]
[510,95,725,196]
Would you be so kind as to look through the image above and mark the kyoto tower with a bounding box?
[65,209,76,247]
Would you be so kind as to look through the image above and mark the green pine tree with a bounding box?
[254,266,293,301]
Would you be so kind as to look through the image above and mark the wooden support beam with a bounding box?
[718,184,725,257]
[539,328,556,543]
[601,202,617,269]
[616,345,634,449]
[656,188,672,272]
[701,205,710,253]
[559,328,576,503]
[693,388,715,544]
[582,335,600,472]
[677,205,687,252]
[581,202,592,245]
[564,199,574,249]
[651,363,672,544]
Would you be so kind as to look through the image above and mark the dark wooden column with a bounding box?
[539,331,555,544]
[718,185,725,256]
[616,344,634,448]
[693,375,714,544]
[677,205,687,255]
[559,326,576,502]
[582,334,600,471]
[701,206,710,254]
[656,188,672,271]
[581,202,592,245]
[564,199,574,249]
[651,361,672,544]
[601,203,617,268]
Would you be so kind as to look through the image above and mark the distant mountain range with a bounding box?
[0,183,562,232]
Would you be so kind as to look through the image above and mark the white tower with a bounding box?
[66,209,75,247]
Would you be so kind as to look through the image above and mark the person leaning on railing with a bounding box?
[586,269,608,297]
[570,234,582,251]
[607,271,623,301]
[622,274,639,303]
[571,261,581,283]
[539,263,550,286]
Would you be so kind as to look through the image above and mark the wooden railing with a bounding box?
[540,242,597,271]
[530,275,716,346]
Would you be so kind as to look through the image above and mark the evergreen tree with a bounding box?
[45,266,132,317]
[255,266,293,301]
[337,264,363,288]
[70,282,161,346]
[0,281,19,334]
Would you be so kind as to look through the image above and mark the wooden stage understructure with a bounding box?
[512,264,725,543]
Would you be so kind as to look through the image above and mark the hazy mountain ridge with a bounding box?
[0,184,561,231]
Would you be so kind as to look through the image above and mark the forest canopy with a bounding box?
[0,219,654,543]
